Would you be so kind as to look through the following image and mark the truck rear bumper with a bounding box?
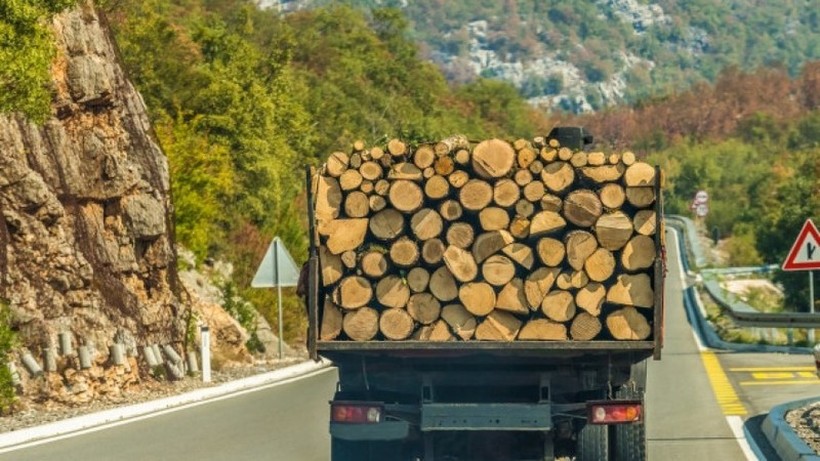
[330,420,411,441]
[422,403,552,431]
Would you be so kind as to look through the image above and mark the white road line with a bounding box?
[726,415,759,461]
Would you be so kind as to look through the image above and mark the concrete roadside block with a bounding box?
[761,397,820,461]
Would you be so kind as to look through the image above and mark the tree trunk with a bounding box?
[441,304,477,340]
[472,230,515,264]
[360,250,389,278]
[595,211,634,251]
[446,222,475,249]
[624,162,655,186]
[626,187,655,208]
[519,318,567,341]
[475,310,522,341]
[315,176,342,223]
[448,170,470,189]
[607,274,654,308]
[341,250,357,269]
[344,191,370,218]
[410,208,443,241]
[424,174,450,200]
[606,307,650,340]
[515,199,535,218]
[459,282,496,316]
[495,278,529,315]
[334,276,373,309]
[523,180,545,202]
[502,243,534,270]
[479,207,511,231]
[430,266,459,302]
[633,209,657,236]
[375,275,411,308]
[369,209,404,240]
[541,161,575,193]
[320,246,344,286]
[388,179,424,213]
[459,179,494,211]
[563,190,603,227]
[326,151,349,177]
[343,307,380,341]
[387,138,407,157]
[598,183,626,209]
[570,312,602,341]
[407,293,442,325]
[422,238,446,265]
[389,237,419,267]
[584,248,616,282]
[493,178,521,207]
[325,218,369,255]
[413,145,436,169]
[536,237,566,267]
[339,168,363,191]
[621,235,656,271]
[439,199,463,221]
[482,254,516,286]
[320,298,343,340]
[541,290,576,322]
[380,308,415,340]
[509,216,531,239]
[565,230,598,271]
[443,245,479,282]
[579,164,625,183]
[359,161,383,181]
[407,267,430,293]
[576,282,606,316]
[524,267,560,310]
[530,211,566,237]
[472,138,516,179]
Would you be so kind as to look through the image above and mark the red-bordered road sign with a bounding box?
[782,218,820,271]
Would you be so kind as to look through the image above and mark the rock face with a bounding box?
[0,4,184,401]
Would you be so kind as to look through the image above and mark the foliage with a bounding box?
[220,280,264,353]
[0,0,78,121]
[0,300,18,413]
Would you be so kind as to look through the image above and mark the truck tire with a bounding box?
[576,423,609,461]
[614,362,647,461]
[331,438,369,461]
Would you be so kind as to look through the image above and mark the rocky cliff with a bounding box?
[0,3,197,404]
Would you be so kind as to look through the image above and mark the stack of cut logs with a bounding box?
[313,135,661,342]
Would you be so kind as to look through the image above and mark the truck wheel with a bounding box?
[330,438,368,461]
[576,423,609,461]
[614,385,646,461]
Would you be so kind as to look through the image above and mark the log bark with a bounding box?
[529,211,566,237]
[424,175,450,200]
[320,297,344,340]
[380,308,415,340]
[607,274,654,308]
[565,230,598,271]
[344,191,370,218]
[446,222,475,249]
[495,278,529,315]
[360,250,389,278]
[570,312,602,341]
[606,307,651,340]
[389,180,424,213]
[598,183,626,209]
[537,237,566,267]
[422,238,446,265]
[541,161,575,193]
[459,282,496,316]
[430,266,459,302]
[472,139,516,179]
[435,135,470,156]
[375,275,411,308]
[407,293,442,325]
[541,290,576,322]
[389,237,419,267]
[343,307,379,341]
[621,235,656,271]
[633,210,657,236]
[407,267,430,293]
[459,179,494,211]
[563,190,603,227]
[519,318,567,341]
[624,162,655,186]
[441,304,477,340]
[524,267,560,310]
[625,187,655,208]
[439,199,463,221]
[502,243,535,270]
[576,282,606,316]
[472,230,515,264]
[325,218,369,254]
[410,208,443,241]
[443,245,478,282]
[596,211,634,251]
[493,179,521,207]
[479,207,510,231]
[334,276,373,309]
[320,246,344,286]
[475,310,522,341]
[584,248,616,282]
[370,209,404,240]
[482,255,516,286]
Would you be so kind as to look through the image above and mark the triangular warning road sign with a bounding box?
[251,237,301,287]
[782,219,820,271]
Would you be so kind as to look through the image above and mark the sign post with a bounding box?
[252,237,300,359]
[781,218,820,344]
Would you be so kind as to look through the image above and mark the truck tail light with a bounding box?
[330,402,383,424]
[587,400,643,425]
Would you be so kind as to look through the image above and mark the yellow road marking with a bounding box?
[797,371,818,378]
[751,372,798,379]
[701,351,747,416]
[728,366,816,372]
[740,380,818,386]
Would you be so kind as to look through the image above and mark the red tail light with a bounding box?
[587,400,643,425]
[330,402,383,424]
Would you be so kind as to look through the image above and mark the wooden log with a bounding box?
[519,318,568,341]
[446,222,475,249]
[341,250,357,269]
[334,276,373,309]
[413,145,436,169]
[565,230,598,271]
[388,162,423,181]
[607,274,654,308]
[540,194,563,212]
[320,297,343,340]
[570,151,588,168]
[570,270,589,289]
[430,266,459,302]
[530,211,566,237]
[374,179,390,196]
[621,235,656,271]
[625,187,655,208]
[379,308,415,340]
[558,147,573,161]
[352,140,366,152]
[523,181,546,202]
[524,267,560,310]
[493,179,521,207]
[407,293,442,325]
[389,237,419,267]
[434,156,455,176]
[555,272,572,291]
[344,191,370,218]
[359,161,382,181]
[599,183,626,209]
[624,162,655,186]
[422,238,446,265]
[325,218,369,254]
[441,304,477,340]
[320,246,344,286]
[428,319,455,341]
[479,207,510,231]
[339,169,363,191]
[514,168,533,187]
[360,180,374,194]
[509,216,530,239]
[435,135,470,156]
[454,148,470,165]
[376,275,411,308]
[541,161,575,193]
[621,151,636,166]
[370,209,404,240]
[606,307,651,340]
[607,153,621,164]
[448,170,470,188]
[529,160,544,175]
[316,176,342,223]
[517,147,537,169]
[472,139,516,179]
[407,267,430,293]
[540,147,557,162]
[439,199,463,221]
[515,199,535,218]
[370,146,385,161]
[502,243,534,270]
[513,138,530,151]
[596,211,634,251]
[482,255,516,286]
[475,310,522,341]
[443,245,479,282]
[424,175,450,200]
[369,195,387,212]
[576,282,606,316]
[537,237,566,267]
[423,167,436,180]
[459,282,496,316]
[411,208,443,241]
[579,164,625,183]
[360,250,389,278]
[570,312,602,341]
[495,278,529,315]
[389,180,424,213]
[459,179,494,211]
[563,189,603,227]
[541,290,576,322]
[326,152,349,177]
[633,210,657,236]
[587,152,606,166]
[584,248,616,282]
[472,230,514,264]
[387,138,407,157]
[343,307,379,341]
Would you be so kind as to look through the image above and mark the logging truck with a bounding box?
[305,127,665,461]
